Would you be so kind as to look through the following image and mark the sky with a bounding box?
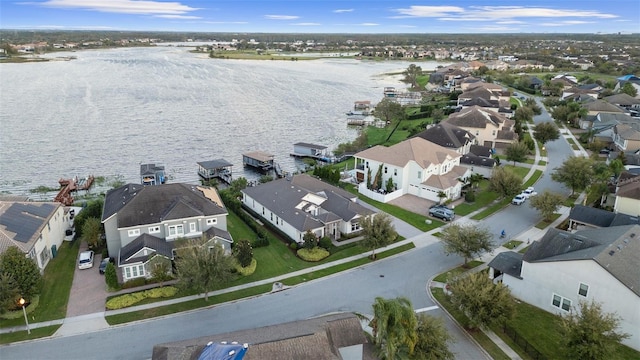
[1,0,639,34]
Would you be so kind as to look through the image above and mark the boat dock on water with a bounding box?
[197,159,233,184]
[290,142,335,163]
[243,151,285,178]
[55,175,95,206]
[140,163,166,186]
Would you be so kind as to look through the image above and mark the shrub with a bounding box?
[233,239,253,267]
[289,242,298,250]
[121,277,147,289]
[235,258,257,276]
[465,190,476,203]
[297,247,330,262]
[0,295,39,320]
[318,236,332,250]
[105,286,177,310]
[104,262,119,290]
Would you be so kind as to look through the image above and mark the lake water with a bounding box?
[0,46,443,197]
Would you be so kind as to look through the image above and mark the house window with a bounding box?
[128,229,140,237]
[148,226,160,234]
[190,222,196,233]
[578,283,589,297]
[270,213,273,221]
[168,224,184,237]
[351,222,361,231]
[417,171,421,179]
[366,162,369,168]
[394,169,397,176]
[384,166,388,174]
[39,249,49,265]
[262,207,265,215]
[124,264,145,280]
[206,218,217,225]
[552,294,572,311]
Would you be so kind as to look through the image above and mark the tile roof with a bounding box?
[523,225,640,296]
[605,93,640,106]
[354,137,461,168]
[102,183,227,228]
[582,100,626,113]
[617,178,640,200]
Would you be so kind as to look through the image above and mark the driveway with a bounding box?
[65,241,109,317]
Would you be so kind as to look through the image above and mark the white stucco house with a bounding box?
[613,178,640,216]
[241,174,375,244]
[353,137,470,204]
[0,201,72,271]
[442,106,518,149]
[488,225,640,351]
[102,183,232,282]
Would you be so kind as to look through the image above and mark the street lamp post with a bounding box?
[18,297,30,334]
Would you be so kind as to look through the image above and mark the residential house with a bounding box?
[613,177,640,216]
[551,74,578,90]
[561,87,599,101]
[0,201,71,271]
[613,121,640,152]
[613,75,640,98]
[413,123,495,178]
[101,183,231,282]
[567,204,640,231]
[442,106,518,149]
[241,174,374,244]
[152,312,373,360]
[413,122,475,155]
[489,225,640,351]
[582,99,626,116]
[457,85,510,107]
[353,137,469,204]
[604,93,640,112]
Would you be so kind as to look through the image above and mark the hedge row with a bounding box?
[105,286,177,310]
[0,295,40,320]
[219,191,270,248]
[297,247,330,262]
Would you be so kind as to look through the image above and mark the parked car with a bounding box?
[512,194,526,205]
[99,257,112,274]
[521,187,538,199]
[429,203,452,211]
[429,207,455,221]
[78,250,94,270]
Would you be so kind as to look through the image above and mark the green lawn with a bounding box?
[471,198,512,220]
[502,165,528,180]
[0,241,78,328]
[0,325,61,345]
[502,240,523,250]
[454,181,499,216]
[523,170,544,188]
[497,301,640,360]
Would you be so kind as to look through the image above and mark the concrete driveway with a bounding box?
[65,241,109,317]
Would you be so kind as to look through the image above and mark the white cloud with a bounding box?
[292,22,320,26]
[359,23,379,26]
[333,9,353,13]
[392,5,618,22]
[264,15,299,20]
[153,15,201,19]
[496,20,525,25]
[392,6,464,18]
[36,0,199,15]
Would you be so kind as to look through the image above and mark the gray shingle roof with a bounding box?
[460,153,496,168]
[242,175,374,234]
[444,106,506,129]
[569,205,617,227]
[102,183,227,228]
[413,123,474,149]
[119,233,173,265]
[488,251,523,279]
[523,225,640,296]
[197,159,233,170]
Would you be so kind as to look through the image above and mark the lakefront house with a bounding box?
[101,183,231,282]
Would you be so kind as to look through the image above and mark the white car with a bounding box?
[512,194,526,205]
[521,187,538,199]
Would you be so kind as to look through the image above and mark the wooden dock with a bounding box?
[290,142,335,163]
[55,175,95,206]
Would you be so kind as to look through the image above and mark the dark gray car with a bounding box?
[428,207,455,221]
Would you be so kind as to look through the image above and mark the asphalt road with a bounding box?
[0,96,577,360]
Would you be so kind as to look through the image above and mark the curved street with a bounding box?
[0,96,580,360]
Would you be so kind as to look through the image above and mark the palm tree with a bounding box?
[370,297,418,359]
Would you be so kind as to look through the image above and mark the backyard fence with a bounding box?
[502,323,547,360]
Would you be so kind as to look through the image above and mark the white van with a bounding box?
[78,250,94,269]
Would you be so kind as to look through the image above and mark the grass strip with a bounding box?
[502,240,523,250]
[106,243,415,325]
[534,213,562,229]
[471,198,511,220]
[432,260,483,283]
[0,325,61,345]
